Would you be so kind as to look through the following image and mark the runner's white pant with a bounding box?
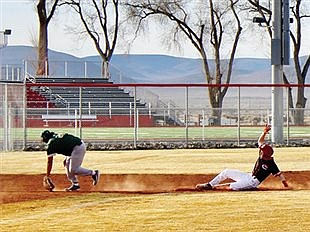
[64,141,93,184]
[209,169,260,190]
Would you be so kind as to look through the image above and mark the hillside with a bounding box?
[1,46,308,102]
[2,45,306,84]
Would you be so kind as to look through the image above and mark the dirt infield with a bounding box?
[1,171,309,204]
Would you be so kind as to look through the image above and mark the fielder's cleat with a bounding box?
[65,184,80,192]
[92,170,100,186]
[196,183,213,190]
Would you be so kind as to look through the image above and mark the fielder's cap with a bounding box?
[259,144,274,158]
[41,130,55,143]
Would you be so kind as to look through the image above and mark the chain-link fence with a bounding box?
[0,82,25,150]
[1,80,309,151]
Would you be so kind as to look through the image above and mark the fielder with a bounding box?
[196,125,289,191]
[41,130,100,191]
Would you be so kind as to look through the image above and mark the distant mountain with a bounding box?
[1,45,309,106]
[0,45,308,85]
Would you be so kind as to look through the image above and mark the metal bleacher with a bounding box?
[29,77,150,115]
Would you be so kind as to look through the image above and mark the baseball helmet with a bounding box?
[41,130,55,143]
[259,144,274,158]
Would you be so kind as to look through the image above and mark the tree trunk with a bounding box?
[37,23,48,76]
[36,0,49,76]
[101,60,110,79]
[293,87,307,125]
[210,107,222,125]
[208,85,223,125]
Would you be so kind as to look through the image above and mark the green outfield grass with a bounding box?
[11,126,310,141]
[1,148,309,231]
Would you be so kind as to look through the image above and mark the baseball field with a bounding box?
[1,148,309,231]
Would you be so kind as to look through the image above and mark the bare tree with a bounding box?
[36,0,60,76]
[63,0,119,78]
[124,0,243,125]
[248,0,310,124]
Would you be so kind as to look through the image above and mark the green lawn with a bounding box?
[13,126,310,141]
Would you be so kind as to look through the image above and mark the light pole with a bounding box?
[271,0,284,144]
[0,29,11,150]
[0,29,12,48]
[253,0,291,144]
[271,0,291,144]
[0,29,12,81]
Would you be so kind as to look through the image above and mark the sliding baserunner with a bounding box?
[196,125,289,191]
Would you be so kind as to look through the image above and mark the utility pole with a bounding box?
[254,0,291,144]
[271,0,290,144]
[271,0,283,144]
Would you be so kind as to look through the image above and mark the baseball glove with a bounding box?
[43,176,55,192]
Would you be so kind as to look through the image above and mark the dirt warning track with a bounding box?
[1,171,309,203]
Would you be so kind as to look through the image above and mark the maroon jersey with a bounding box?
[252,157,281,183]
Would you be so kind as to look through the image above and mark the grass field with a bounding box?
[7,126,310,141]
[1,148,310,231]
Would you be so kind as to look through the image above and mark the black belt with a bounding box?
[252,176,261,183]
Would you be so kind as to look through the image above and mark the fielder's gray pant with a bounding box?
[65,141,92,184]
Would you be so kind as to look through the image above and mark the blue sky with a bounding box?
[1,0,309,59]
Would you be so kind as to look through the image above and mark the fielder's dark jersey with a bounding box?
[252,157,281,183]
[47,134,82,156]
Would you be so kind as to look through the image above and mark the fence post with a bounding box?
[137,109,139,141]
[84,61,87,77]
[202,109,205,141]
[4,84,8,150]
[5,64,9,81]
[23,79,27,149]
[8,106,12,150]
[133,86,137,148]
[286,87,290,145]
[75,109,78,136]
[129,102,132,127]
[65,61,68,77]
[109,102,112,118]
[79,87,82,138]
[185,86,189,148]
[12,66,14,81]
[168,101,171,118]
[237,87,241,146]
[24,60,27,80]
[17,67,20,81]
